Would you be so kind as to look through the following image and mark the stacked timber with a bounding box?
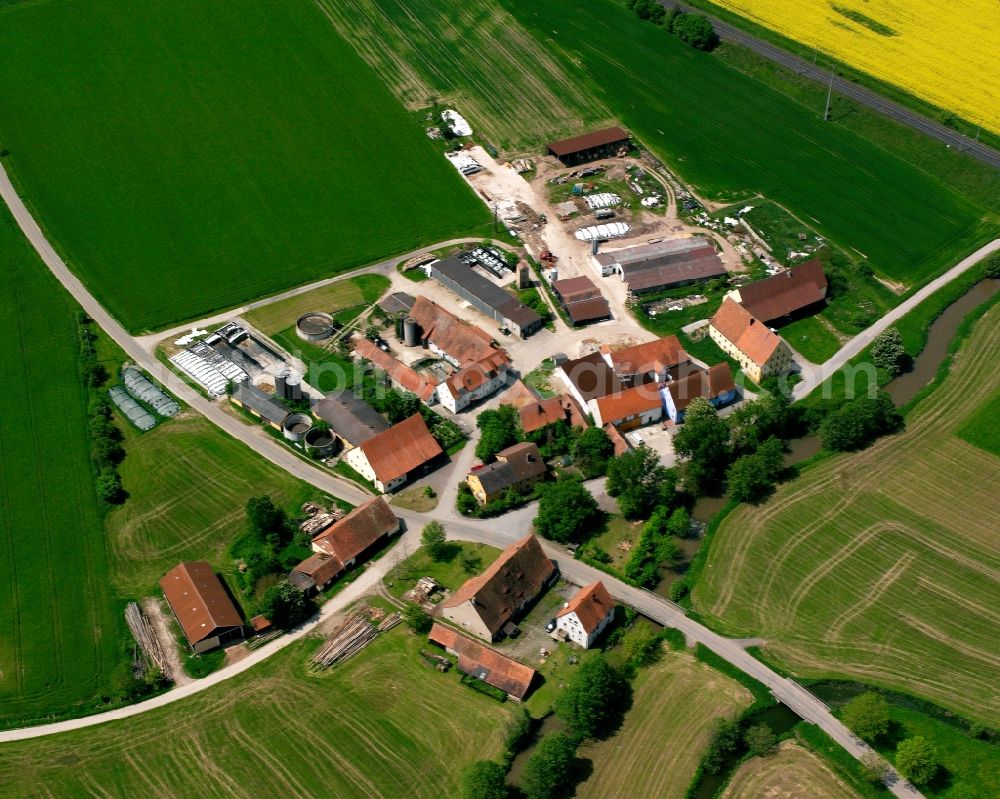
[312,613,378,668]
[125,602,173,681]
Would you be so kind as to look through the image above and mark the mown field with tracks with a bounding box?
[0,205,123,726]
[577,651,752,798]
[0,631,512,797]
[693,305,1000,725]
[722,741,859,799]
[0,0,486,332]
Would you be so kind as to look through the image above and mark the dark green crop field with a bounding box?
[504,0,993,284]
[0,0,487,333]
[0,204,123,727]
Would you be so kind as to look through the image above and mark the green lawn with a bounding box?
[693,308,1000,725]
[243,274,390,336]
[780,315,843,364]
[105,416,323,598]
[956,387,1000,457]
[385,542,501,600]
[0,630,514,797]
[0,0,487,332]
[506,0,993,285]
[0,204,124,727]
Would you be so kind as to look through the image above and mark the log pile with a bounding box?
[125,602,173,681]
[378,612,402,633]
[312,613,378,668]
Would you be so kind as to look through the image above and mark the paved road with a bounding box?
[793,239,1000,400]
[670,2,1000,170]
[0,163,921,795]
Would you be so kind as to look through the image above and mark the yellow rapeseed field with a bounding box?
[714,0,1000,134]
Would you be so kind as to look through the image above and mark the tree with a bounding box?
[521,732,578,799]
[841,692,890,742]
[666,507,692,539]
[894,736,938,785]
[421,521,447,560]
[870,327,908,376]
[606,447,676,519]
[380,389,422,424]
[83,363,109,388]
[572,426,614,478]
[461,760,508,799]
[726,453,773,504]
[673,398,731,495]
[704,716,741,774]
[554,655,630,740]
[261,581,316,629]
[820,392,902,452]
[744,723,777,756]
[534,479,600,544]
[460,551,482,574]
[403,604,432,634]
[95,468,124,503]
[860,751,890,785]
[476,406,520,462]
[246,496,290,544]
[672,13,719,50]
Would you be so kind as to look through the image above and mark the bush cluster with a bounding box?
[627,0,719,51]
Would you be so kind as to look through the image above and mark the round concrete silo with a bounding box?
[275,368,290,400]
[403,317,420,347]
[304,426,336,457]
[282,413,312,442]
[296,311,336,342]
[285,372,303,401]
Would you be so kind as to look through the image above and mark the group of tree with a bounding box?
[820,391,902,452]
[534,477,601,544]
[870,327,909,376]
[460,760,508,799]
[233,496,311,599]
[476,405,521,461]
[526,420,615,479]
[607,446,676,519]
[78,313,126,504]
[360,369,422,424]
[627,0,719,50]
[672,398,732,496]
[623,505,689,587]
[725,436,785,504]
[259,581,316,629]
[520,732,580,799]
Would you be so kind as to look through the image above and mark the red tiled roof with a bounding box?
[548,126,630,157]
[160,562,243,646]
[553,276,611,324]
[444,351,510,398]
[552,275,600,301]
[710,298,783,366]
[428,623,537,700]
[518,394,589,434]
[603,423,632,456]
[665,363,736,412]
[556,581,615,634]
[290,552,344,587]
[736,259,827,324]
[592,384,663,424]
[312,497,399,562]
[353,338,436,402]
[500,379,541,410]
[357,413,444,485]
[409,296,499,366]
[603,335,689,377]
[441,534,556,636]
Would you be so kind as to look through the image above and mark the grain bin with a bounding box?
[285,372,303,401]
[282,413,312,442]
[275,368,290,400]
[403,317,420,347]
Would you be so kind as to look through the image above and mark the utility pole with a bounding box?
[493,202,499,234]
[823,74,834,121]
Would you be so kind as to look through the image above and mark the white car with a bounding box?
[630,432,643,445]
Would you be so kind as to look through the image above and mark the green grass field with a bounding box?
[721,741,860,799]
[0,0,487,333]
[243,274,390,336]
[693,307,1000,725]
[576,650,752,798]
[505,0,992,285]
[0,630,513,797]
[0,204,123,727]
[956,387,1000,456]
[316,0,614,152]
[105,416,322,598]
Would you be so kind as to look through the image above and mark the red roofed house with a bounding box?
[353,337,437,404]
[344,413,444,493]
[428,623,537,701]
[160,562,244,653]
[518,394,589,435]
[603,422,632,457]
[589,383,664,430]
[295,497,401,591]
[440,534,557,641]
[709,298,792,384]
[727,259,827,325]
[552,275,612,325]
[553,581,616,649]
[663,363,738,423]
[601,335,691,386]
